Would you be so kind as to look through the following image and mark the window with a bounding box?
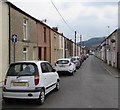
[41,63,53,73]
[56,60,69,64]
[23,47,28,61]
[41,63,49,73]
[7,63,38,76]
[46,63,53,72]
[43,27,46,42]
[23,19,28,40]
[59,36,63,49]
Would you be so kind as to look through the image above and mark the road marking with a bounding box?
[103,66,115,77]
[103,65,120,78]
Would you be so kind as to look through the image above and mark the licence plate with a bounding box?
[12,82,28,86]
[60,65,65,67]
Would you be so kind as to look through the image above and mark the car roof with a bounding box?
[10,60,49,65]
[56,58,71,61]
[72,56,80,58]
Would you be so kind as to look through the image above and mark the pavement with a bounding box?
[96,57,120,78]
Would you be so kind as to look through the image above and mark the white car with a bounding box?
[3,61,60,105]
[54,58,76,75]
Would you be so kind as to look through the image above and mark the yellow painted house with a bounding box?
[0,2,9,86]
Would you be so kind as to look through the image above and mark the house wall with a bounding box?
[64,38,69,58]
[58,34,64,59]
[73,43,75,56]
[0,2,2,85]
[37,23,51,63]
[51,30,60,65]
[110,32,117,67]
[105,31,117,67]
[117,29,120,69]
[0,2,9,86]
[10,7,38,63]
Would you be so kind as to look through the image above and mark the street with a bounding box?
[1,55,118,109]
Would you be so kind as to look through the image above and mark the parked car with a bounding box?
[71,57,81,69]
[80,54,86,62]
[3,61,60,105]
[54,58,76,75]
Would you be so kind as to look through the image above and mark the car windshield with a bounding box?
[7,63,38,76]
[56,60,69,64]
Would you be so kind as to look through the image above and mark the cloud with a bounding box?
[9,0,118,41]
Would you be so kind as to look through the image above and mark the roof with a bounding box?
[6,1,76,44]
[56,58,71,61]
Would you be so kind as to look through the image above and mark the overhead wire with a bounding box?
[50,0,75,33]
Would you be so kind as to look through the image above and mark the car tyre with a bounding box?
[69,72,73,76]
[3,98,11,103]
[36,89,45,105]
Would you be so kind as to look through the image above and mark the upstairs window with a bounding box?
[43,27,46,42]
[23,19,28,40]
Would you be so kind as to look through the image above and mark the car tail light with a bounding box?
[69,62,72,66]
[34,73,39,85]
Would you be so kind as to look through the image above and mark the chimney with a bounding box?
[52,27,58,32]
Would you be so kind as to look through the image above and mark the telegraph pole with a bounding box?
[75,31,77,56]
[80,35,82,55]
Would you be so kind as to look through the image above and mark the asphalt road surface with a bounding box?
[2,55,118,109]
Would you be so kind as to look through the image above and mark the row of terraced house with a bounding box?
[94,29,120,70]
[0,2,84,85]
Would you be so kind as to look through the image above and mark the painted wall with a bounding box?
[51,30,59,65]
[37,22,51,63]
[0,2,9,86]
[58,34,64,59]
[10,7,38,63]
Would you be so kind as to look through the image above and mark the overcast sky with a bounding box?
[9,0,119,41]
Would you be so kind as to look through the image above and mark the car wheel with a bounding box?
[55,81,60,91]
[36,89,45,105]
[3,98,11,103]
[70,72,74,76]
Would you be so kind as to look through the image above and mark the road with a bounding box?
[1,55,118,109]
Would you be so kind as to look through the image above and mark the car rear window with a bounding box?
[56,60,69,64]
[71,58,76,62]
[7,63,38,76]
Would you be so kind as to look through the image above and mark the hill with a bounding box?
[77,37,105,49]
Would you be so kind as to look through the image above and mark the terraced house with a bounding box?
[51,28,65,65]
[0,2,39,86]
[95,29,120,70]
[37,20,51,63]
[0,1,81,86]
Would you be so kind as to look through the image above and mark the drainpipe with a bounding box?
[8,3,11,64]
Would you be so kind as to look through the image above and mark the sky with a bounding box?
[8,0,119,41]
